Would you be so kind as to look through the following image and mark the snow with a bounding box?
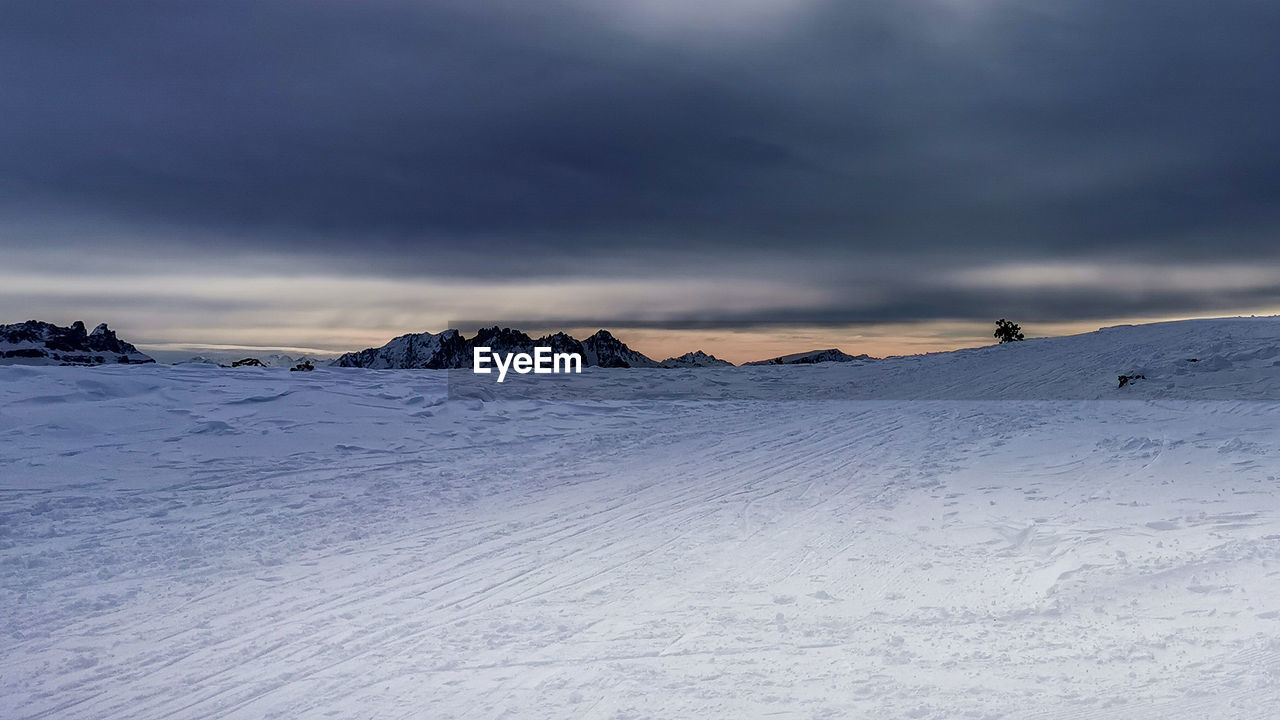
[2,317,1279,719]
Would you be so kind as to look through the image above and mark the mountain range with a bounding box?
[332,327,720,369]
[180,353,325,368]
[332,329,880,369]
[1,320,872,368]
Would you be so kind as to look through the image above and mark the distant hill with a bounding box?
[742,348,872,366]
[0,321,154,365]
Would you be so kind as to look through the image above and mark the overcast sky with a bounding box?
[2,0,1278,360]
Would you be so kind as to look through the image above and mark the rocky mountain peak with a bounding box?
[581,330,659,368]
[536,332,586,359]
[331,327,661,369]
[466,327,536,356]
[332,328,468,369]
[660,350,734,368]
[0,320,154,365]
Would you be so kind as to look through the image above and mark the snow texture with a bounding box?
[2,317,1280,719]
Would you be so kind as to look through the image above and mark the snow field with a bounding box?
[3,318,1280,718]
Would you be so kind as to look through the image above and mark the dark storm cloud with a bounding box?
[457,277,1280,331]
[2,0,1279,325]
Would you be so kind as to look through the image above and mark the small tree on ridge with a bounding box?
[994,318,1024,344]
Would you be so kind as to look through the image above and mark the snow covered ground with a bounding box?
[2,318,1279,719]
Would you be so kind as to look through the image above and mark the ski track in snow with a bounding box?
[3,320,1280,719]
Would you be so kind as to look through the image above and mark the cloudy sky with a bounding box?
[2,0,1278,361]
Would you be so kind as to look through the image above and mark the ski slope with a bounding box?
[2,318,1279,718]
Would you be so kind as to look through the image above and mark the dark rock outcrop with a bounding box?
[0,320,154,365]
[660,350,734,368]
[331,327,662,369]
[535,332,587,361]
[466,327,537,358]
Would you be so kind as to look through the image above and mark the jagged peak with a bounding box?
[469,326,534,343]
[0,319,153,365]
[332,326,656,369]
[660,350,734,368]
